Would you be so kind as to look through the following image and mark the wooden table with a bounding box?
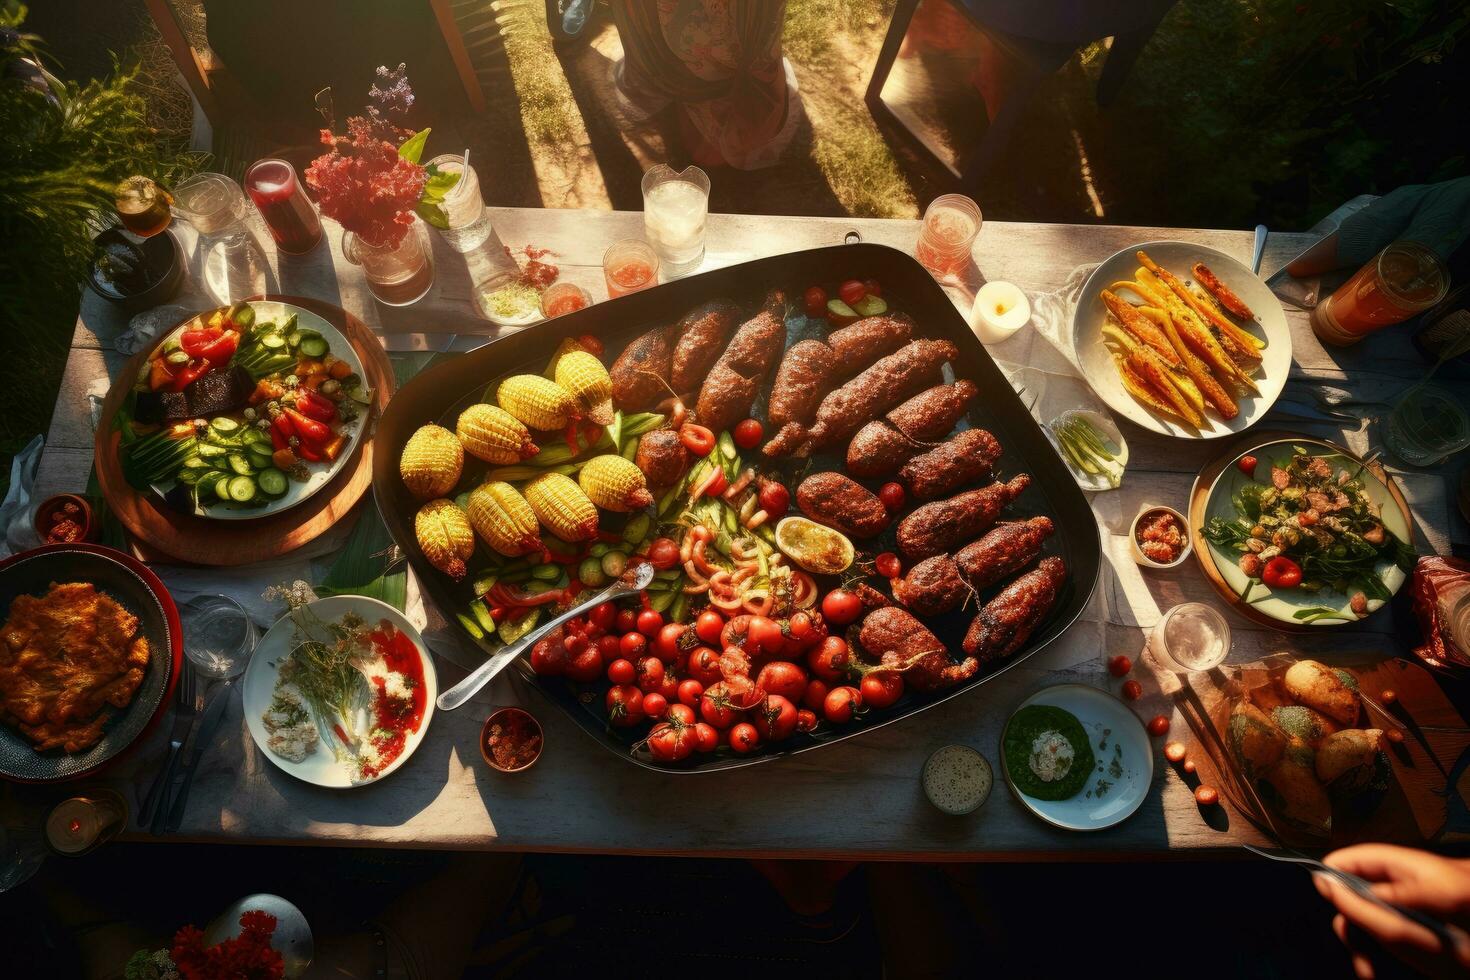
[23,207,1468,859]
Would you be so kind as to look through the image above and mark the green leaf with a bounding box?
[422,169,460,200]
[398,128,430,164]
[415,201,449,230]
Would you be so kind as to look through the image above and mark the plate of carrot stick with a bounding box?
[1072,242,1292,439]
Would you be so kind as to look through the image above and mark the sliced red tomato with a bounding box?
[179,328,217,358]
[678,423,716,457]
[198,331,238,365]
[169,361,209,392]
[286,408,331,444]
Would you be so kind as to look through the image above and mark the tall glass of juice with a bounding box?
[244,159,323,254]
[1310,241,1447,346]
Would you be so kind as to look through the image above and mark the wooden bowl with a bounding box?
[480,707,543,773]
[33,494,97,544]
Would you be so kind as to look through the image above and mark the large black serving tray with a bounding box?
[375,243,1101,771]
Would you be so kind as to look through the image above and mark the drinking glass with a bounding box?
[45,790,128,856]
[244,158,323,254]
[172,173,271,304]
[426,153,492,252]
[1310,241,1448,346]
[114,175,173,238]
[642,164,709,276]
[1148,602,1230,673]
[915,193,981,283]
[603,239,659,298]
[540,281,592,318]
[1384,382,1470,466]
[182,595,260,679]
[343,218,436,307]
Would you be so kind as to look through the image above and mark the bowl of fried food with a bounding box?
[1072,242,1292,439]
[0,543,182,782]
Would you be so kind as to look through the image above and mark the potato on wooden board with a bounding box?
[1229,700,1287,775]
[1284,660,1360,727]
[1261,739,1332,834]
[1316,729,1386,791]
[1271,704,1343,749]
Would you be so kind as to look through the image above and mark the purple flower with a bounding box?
[370,63,415,116]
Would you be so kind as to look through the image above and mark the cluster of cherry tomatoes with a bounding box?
[528,587,906,762]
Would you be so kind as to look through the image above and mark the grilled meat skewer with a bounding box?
[859,607,979,694]
[954,517,1055,591]
[767,339,838,431]
[610,323,677,412]
[695,290,787,436]
[890,556,968,617]
[634,428,690,489]
[846,381,978,479]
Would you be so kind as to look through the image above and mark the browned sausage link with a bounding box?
[795,472,890,539]
[858,606,978,693]
[768,339,838,430]
[896,474,1030,561]
[826,314,914,376]
[899,428,1002,501]
[963,557,1067,660]
[669,299,741,394]
[610,323,677,412]
[891,555,968,617]
[695,290,787,436]
[954,516,1055,591]
[805,339,958,451]
[886,381,978,442]
[634,428,690,489]
[845,422,919,480]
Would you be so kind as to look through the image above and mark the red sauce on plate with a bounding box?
[360,624,426,778]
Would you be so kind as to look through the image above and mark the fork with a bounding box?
[139,661,196,828]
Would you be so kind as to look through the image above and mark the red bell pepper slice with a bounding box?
[270,425,288,452]
[199,331,238,365]
[285,408,330,444]
[293,389,336,423]
[169,361,209,392]
[296,440,323,463]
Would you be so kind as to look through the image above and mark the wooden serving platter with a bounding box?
[93,295,394,566]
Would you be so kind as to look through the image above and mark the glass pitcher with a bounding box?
[343,217,435,307]
[171,172,270,304]
[642,164,709,276]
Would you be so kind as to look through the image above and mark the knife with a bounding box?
[162,677,236,834]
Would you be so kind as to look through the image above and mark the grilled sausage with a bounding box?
[897,474,1031,561]
[767,339,838,430]
[899,428,1002,501]
[858,607,978,694]
[634,428,689,489]
[695,290,787,436]
[954,517,1055,591]
[826,314,914,375]
[963,557,1066,660]
[845,381,979,479]
[669,299,741,394]
[891,555,968,616]
[845,424,920,480]
[796,472,889,539]
[610,323,676,411]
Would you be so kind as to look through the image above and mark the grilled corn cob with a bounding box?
[578,454,653,512]
[400,424,463,500]
[524,471,599,542]
[415,499,475,580]
[554,349,615,425]
[466,481,543,557]
[456,403,539,464]
[497,374,579,431]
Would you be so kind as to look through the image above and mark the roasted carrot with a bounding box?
[1192,262,1255,320]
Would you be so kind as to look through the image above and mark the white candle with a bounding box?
[969,281,1031,344]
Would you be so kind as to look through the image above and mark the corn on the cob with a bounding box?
[466,481,543,557]
[578,454,653,512]
[400,424,463,500]
[524,471,599,542]
[456,403,539,464]
[497,374,579,431]
[415,499,475,580]
[554,350,614,425]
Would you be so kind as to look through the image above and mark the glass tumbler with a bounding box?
[182,595,260,679]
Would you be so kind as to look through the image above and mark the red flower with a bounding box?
[170,911,284,980]
[305,117,426,248]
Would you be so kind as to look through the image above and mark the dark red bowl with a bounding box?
[0,543,182,783]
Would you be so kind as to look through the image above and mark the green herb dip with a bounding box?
[1004,704,1095,801]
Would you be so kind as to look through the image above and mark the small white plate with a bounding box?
[1001,684,1153,831]
[1071,241,1291,440]
[242,595,436,788]
[1044,410,1128,492]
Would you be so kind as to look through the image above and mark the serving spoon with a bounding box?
[436,562,656,711]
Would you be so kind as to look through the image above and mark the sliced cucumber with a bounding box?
[196,443,228,459]
[226,475,257,503]
[177,467,207,485]
[229,302,256,330]
[287,331,303,349]
[299,335,328,358]
[852,294,888,317]
[162,336,182,354]
[182,456,213,470]
[256,467,288,497]
[248,451,275,472]
[166,350,191,366]
[240,427,269,445]
[210,417,241,435]
[227,453,254,476]
[260,333,287,350]
[213,473,234,500]
[347,384,371,405]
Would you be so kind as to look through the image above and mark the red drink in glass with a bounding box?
[603,240,659,298]
[245,158,323,254]
[915,194,982,282]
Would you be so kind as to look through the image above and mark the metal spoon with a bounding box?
[1252,224,1268,275]
[436,562,656,711]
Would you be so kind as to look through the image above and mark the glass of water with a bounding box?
[1384,382,1470,467]
[1148,602,1231,673]
[426,152,492,253]
[642,164,709,276]
[181,595,259,679]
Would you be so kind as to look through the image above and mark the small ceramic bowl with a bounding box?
[86,227,185,313]
[480,707,544,773]
[1129,503,1192,569]
[32,493,97,544]
[474,271,545,328]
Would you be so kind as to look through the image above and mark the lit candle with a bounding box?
[45,792,126,856]
[968,281,1031,344]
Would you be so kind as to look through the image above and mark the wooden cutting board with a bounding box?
[93,295,395,566]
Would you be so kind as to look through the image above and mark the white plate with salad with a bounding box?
[1196,438,1415,627]
[120,300,371,520]
[244,595,437,788]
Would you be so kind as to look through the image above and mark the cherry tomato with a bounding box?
[1237,454,1258,478]
[1147,714,1170,737]
[808,636,851,682]
[687,646,723,687]
[666,703,696,727]
[874,552,902,579]
[615,608,639,634]
[648,718,694,762]
[1381,689,1397,705]
[796,709,818,733]
[758,480,790,518]
[877,483,905,513]
[566,647,603,683]
[1164,741,1187,763]
[802,678,831,712]
[745,615,784,656]
[822,686,862,724]
[756,661,808,702]
[656,671,680,702]
[605,684,645,726]
[1182,759,1197,774]
[648,623,680,664]
[1122,679,1143,701]
[700,682,739,728]
[647,537,681,571]
[695,610,725,646]
[821,589,862,627]
[635,656,665,693]
[606,658,635,685]
[787,612,818,646]
[1194,785,1219,806]
[678,423,716,457]
[642,692,669,720]
[677,679,705,708]
[590,601,617,631]
[619,631,648,659]
[694,722,720,753]
[637,608,664,637]
[862,278,882,297]
[859,670,904,710]
[1262,556,1303,589]
[751,694,798,742]
[529,637,569,676]
[1107,654,1133,677]
[733,418,764,450]
[597,634,621,661]
[720,615,753,652]
[838,279,867,306]
[563,632,588,657]
[803,285,828,316]
[729,723,761,753]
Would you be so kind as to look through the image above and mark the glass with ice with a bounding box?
[1148,602,1230,673]
[642,165,709,276]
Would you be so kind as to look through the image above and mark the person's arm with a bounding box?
[1289,178,1470,278]
[1315,843,1470,979]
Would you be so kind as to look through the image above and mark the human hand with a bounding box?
[1315,843,1470,979]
